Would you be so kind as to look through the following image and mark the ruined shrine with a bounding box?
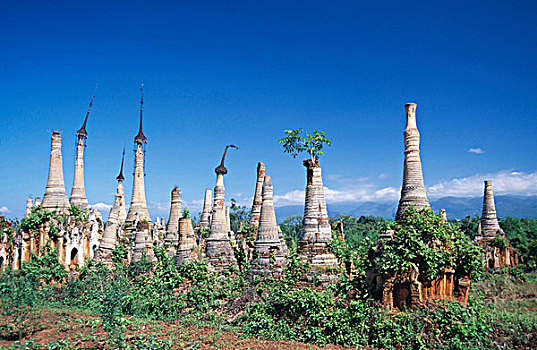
[475,180,518,270]
[249,175,288,277]
[205,145,238,271]
[297,159,339,283]
[369,103,472,309]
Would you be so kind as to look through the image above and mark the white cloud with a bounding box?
[273,190,305,206]
[468,148,485,154]
[272,169,537,207]
[91,203,112,212]
[427,170,537,198]
[273,176,400,207]
[0,206,11,214]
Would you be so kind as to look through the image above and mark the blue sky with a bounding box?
[1,1,536,220]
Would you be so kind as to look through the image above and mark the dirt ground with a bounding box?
[0,306,354,350]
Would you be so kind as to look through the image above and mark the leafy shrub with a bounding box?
[375,207,483,280]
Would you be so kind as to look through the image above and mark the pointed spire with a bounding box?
[76,84,98,138]
[116,147,125,181]
[126,85,150,223]
[134,84,147,144]
[215,144,238,174]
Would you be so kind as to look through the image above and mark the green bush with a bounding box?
[375,207,484,281]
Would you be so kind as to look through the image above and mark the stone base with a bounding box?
[371,265,470,310]
[475,235,518,270]
[176,248,198,266]
[206,238,237,271]
[297,241,339,284]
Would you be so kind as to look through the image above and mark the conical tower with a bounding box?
[42,131,71,212]
[126,86,150,223]
[206,145,238,271]
[481,180,504,237]
[95,187,122,263]
[249,175,288,276]
[199,188,212,229]
[164,187,182,256]
[395,103,430,221]
[116,148,128,224]
[297,159,339,283]
[69,92,95,210]
[248,162,265,227]
[176,217,198,265]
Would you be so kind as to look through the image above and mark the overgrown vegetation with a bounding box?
[456,216,537,270]
[375,207,484,280]
[500,217,537,270]
[1,208,535,349]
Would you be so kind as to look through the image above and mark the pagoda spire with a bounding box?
[116,146,125,181]
[215,144,238,174]
[76,84,98,138]
[126,84,150,223]
[134,84,147,144]
[206,145,238,271]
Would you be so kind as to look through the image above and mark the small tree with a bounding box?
[278,129,332,162]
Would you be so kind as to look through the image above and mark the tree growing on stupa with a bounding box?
[279,129,339,284]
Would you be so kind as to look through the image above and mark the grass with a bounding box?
[472,272,537,349]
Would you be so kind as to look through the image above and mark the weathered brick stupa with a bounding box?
[297,159,339,283]
[176,217,198,265]
[395,103,430,222]
[199,188,212,230]
[480,180,503,237]
[95,153,128,264]
[248,162,265,227]
[249,175,288,277]
[132,221,154,262]
[205,145,238,271]
[69,93,95,210]
[126,86,151,223]
[42,131,71,212]
[369,103,472,310]
[164,187,182,256]
[476,180,518,269]
[95,187,122,264]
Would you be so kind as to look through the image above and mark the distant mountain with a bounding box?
[432,195,537,220]
[274,195,537,222]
